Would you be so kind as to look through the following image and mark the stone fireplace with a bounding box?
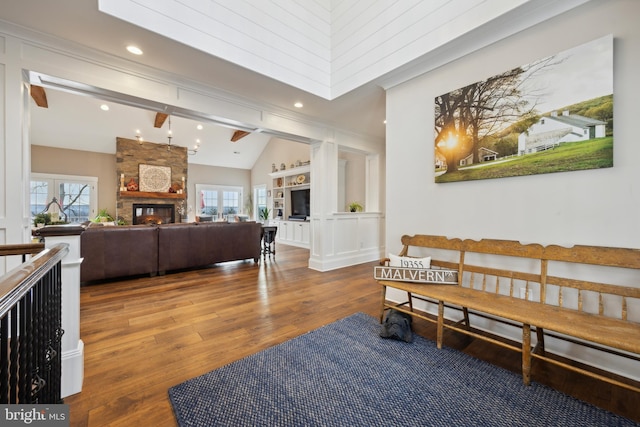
[115,137,188,225]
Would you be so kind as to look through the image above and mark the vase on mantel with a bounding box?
[126,178,138,192]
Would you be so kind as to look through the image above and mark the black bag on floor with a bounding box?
[379,309,413,343]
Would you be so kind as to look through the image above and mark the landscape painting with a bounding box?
[434,35,613,183]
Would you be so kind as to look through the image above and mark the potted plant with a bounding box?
[259,207,271,222]
[92,208,114,223]
[33,212,52,227]
[348,202,364,213]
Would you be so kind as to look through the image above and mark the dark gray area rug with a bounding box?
[169,312,637,426]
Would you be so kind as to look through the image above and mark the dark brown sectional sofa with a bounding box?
[80,222,262,283]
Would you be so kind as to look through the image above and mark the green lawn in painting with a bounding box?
[435,137,613,183]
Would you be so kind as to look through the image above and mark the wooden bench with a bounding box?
[377,234,640,392]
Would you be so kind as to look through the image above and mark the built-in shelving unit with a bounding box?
[269,165,311,249]
[270,165,310,219]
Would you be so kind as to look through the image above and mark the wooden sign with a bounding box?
[374,266,458,284]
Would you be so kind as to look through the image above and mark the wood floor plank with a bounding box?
[64,244,640,426]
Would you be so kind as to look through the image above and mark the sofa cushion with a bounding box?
[157,222,261,272]
[80,225,158,282]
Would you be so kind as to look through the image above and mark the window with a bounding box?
[254,185,267,220]
[30,173,98,223]
[195,184,243,218]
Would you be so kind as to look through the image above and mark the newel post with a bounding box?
[35,225,85,398]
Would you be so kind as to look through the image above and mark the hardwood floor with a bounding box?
[65,244,639,426]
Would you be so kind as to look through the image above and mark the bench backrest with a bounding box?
[397,235,640,323]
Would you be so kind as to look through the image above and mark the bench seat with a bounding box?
[378,234,640,393]
[380,281,640,355]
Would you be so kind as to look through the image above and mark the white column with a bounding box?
[41,229,84,398]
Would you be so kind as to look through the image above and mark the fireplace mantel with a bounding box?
[120,191,185,199]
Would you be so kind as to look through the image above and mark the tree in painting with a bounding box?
[435,66,538,173]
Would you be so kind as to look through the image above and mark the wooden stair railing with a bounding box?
[0,243,68,403]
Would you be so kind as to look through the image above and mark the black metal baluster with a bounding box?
[52,264,63,403]
[31,281,43,403]
[1,246,67,404]
[10,304,19,403]
[1,314,8,403]
[21,289,32,403]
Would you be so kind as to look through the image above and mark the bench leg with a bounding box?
[379,285,387,323]
[535,327,545,355]
[522,323,532,386]
[462,307,470,328]
[437,301,444,349]
[407,292,413,312]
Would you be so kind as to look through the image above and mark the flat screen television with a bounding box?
[290,189,310,220]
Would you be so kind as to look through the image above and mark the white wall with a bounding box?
[338,150,366,212]
[385,0,640,379]
[387,0,639,250]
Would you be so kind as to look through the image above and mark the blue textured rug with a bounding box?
[168,312,636,427]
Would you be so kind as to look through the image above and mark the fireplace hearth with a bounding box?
[133,204,175,225]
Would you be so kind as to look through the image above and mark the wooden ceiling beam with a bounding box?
[30,85,48,108]
[154,112,168,128]
[231,130,250,142]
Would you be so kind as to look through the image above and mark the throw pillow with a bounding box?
[388,253,431,269]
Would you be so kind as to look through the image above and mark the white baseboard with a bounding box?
[61,340,84,398]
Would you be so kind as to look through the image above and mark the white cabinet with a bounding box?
[276,220,310,248]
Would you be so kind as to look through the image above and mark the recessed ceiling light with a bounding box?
[294,102,303,108]
[196,124,203,130]
[126,45,143,55]
[100,104,109,111]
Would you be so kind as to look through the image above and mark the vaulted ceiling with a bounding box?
[0,0,590,168]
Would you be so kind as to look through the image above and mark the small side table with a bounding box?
[262,226,277,258]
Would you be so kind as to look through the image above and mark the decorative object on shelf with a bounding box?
[272,163,277,173]
[276,178,283,187]
[348,202,364,212]
[277,191,283,198]
[39,197,68,223]
[139,164,171,192]
[127,178,139,192]
[280,163,286,171]
[296,174,306,184]
[120,173,126,191]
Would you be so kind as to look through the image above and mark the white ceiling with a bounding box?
[0,0,590,169]
[29,88,271,169]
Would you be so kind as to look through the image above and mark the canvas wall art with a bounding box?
[434,35,613,183]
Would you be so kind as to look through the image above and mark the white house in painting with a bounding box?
[460,147,499,166]
[518,110,606,155]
